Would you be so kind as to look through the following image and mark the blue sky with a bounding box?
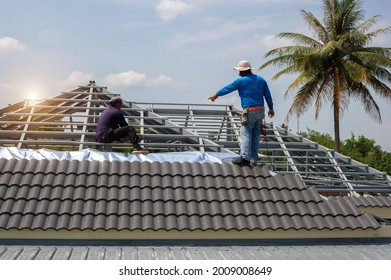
[1,0,391,151]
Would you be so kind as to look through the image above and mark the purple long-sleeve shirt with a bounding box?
[96,106,128,141]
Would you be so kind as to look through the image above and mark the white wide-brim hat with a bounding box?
[233,60,254,71]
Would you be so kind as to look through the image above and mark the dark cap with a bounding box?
[109,96,123,105]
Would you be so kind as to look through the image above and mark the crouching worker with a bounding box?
[96,96,149,154]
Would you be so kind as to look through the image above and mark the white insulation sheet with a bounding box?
[0,146,237,163]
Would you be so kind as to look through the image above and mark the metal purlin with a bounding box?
[79,89,93,151]
[326,149,359,197]
[225,105,240,142]
[188,105,205,152]
[272,123,300,174]
[17,101,34,149]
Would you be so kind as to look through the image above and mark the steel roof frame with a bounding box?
[0,82,390,195]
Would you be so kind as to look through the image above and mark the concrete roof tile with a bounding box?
[0,159,382,232]
[337,196,391,207]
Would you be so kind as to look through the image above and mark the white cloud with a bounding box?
[157,0,193,22]
[103,70,176,88]
[166,17,270,48]
[0,37,26,52]
[147,74,173,87]
[104,71,147,88]
[58,71,94,89]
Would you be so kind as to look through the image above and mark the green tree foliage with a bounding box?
[299,128,335,149]
[260,0,391,152]
[342,134,391,174]
[299,128,391,175]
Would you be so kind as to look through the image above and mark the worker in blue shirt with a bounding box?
[209,60,275,167]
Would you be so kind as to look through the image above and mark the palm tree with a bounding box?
[260,0,391,152]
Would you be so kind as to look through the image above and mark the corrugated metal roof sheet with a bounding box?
[0,159,381,231]
[1,239,391,260]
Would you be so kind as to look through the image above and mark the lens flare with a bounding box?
[27,89,39,100]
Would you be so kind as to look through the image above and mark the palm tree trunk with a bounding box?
[334,104,341,152]
[333,69,341,152]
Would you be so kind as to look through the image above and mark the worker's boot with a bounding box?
[232,157,251,167]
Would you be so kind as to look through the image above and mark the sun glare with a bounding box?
[27,89,39,100]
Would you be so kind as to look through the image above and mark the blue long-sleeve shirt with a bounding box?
[217,74,273,110]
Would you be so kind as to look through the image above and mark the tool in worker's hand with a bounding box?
[261,119,276,172]
[260,119,267,139]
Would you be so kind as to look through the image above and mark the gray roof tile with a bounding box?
[0,199,364,217]
[0,158,381,231]
[332,196,391,207]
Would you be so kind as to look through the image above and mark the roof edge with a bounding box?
[359,206,391,219]
[1,227,391,240]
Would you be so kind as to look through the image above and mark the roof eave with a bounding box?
[1,227,391,240]
[358,206,391,219]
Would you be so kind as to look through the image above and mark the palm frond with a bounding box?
[364,26,391,43]
[360,47,391,58]
[319,40,343,57]
[300,10,329,43]
[277,32,323,48]
[343,56,391,99]
[260,54,298,71]
[321,0,335,35]
[340,59,389,121]
[347,82,382,122]
[351,50,391,69]
[366,75,391,101]
[323,0,364,36]
[264,45,316,58]
[285,74,324,121]
[340,0,365,32]
[355,15,382,33]
[271,65,301,80]
[314,74,333,119]
[284,72,309,96]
